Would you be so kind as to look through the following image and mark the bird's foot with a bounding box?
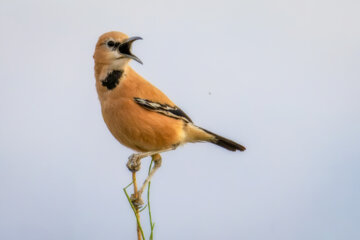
[126,154,141,172]
[130,193,144,209]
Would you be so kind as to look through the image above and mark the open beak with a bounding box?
[118,36,143,64]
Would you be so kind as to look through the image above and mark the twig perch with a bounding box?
[133,172,142,240]
[123,179,145,240]
[124,155,157,240]
[148,159,155,240]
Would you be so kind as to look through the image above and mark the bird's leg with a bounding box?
[127,146,178,206]
[130,154,162,207]
[138,154,162,196]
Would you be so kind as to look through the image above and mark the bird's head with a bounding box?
[93,31,142,69]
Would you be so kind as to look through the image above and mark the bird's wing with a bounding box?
[134,97,193,123]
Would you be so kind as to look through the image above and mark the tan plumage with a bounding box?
[93,31,245,199]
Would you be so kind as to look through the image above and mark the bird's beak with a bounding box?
[118,36,143,64]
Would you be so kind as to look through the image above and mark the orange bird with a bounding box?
[93,31,245,202]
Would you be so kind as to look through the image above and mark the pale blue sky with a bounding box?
[0,0,359,239]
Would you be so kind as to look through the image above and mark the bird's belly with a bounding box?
[101,98,185,152]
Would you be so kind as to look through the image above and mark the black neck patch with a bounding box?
[101,70,123,90]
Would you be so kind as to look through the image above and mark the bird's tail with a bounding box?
[200,127,246,152]
[185,124,246,151]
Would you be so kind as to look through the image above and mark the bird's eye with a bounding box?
[107,41,115,47]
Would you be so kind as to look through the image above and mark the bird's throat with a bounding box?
[101,70,123,90]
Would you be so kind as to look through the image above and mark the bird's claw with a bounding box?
[126,154,141,172]
[130,193,144,209]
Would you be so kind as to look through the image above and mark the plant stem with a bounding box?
[132,172,142,240]
[123,179,145,240]
[148,157,155,240]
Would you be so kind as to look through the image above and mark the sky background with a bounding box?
[0,0,359,239]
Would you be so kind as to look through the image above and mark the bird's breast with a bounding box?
[100,96,186,152]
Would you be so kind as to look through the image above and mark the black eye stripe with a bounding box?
[107,41,115,47]
[106,41,121,50]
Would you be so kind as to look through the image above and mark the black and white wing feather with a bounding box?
[134,97,193,123]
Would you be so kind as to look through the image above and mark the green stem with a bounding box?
[148,159,155,240]
[123,182,146,240]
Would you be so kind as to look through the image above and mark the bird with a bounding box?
[93,31,246,203]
